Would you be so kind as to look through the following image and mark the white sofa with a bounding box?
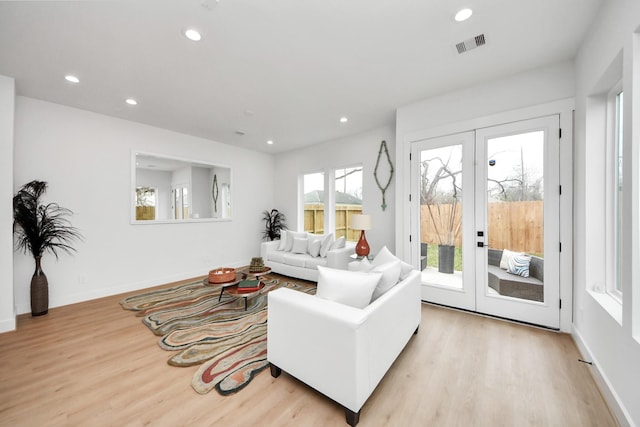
[260,234,355,282]
[267,263,421,426]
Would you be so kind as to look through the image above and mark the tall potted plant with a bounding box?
[13,180,83,316]
[421,150,462,274]
[261,209,287,241]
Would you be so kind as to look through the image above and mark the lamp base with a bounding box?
[355,230,370,258]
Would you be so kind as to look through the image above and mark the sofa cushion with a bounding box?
[316,266,381,309]
[499,249,523,270]
[292,237,308,254]
[266,250,286,263]
[370,260,402,301]
[283,253,308,268]
[372,246,415,280]
[320,233,334,257]
[305,256,328,270]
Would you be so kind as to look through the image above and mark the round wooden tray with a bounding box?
[208,267,236,283]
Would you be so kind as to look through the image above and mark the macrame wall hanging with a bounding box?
[212,174,219,213]
[374,140,394,211]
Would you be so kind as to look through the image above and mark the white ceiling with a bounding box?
[0,0,602,153]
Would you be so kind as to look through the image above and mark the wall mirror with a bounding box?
[132,151,231,223]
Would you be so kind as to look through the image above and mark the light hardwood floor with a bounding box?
[0,278,617,427]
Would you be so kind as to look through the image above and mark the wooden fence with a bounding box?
[421,200,544,254]
[304,204,361,241]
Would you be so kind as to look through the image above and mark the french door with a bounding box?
[411,116,560,329]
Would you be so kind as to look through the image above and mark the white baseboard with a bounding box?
[571,325,635,427]
[14,260,247,315]
[0,314,16,333]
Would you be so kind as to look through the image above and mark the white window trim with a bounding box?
[604,81,623,303]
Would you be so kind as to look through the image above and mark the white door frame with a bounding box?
[400,99,574,331]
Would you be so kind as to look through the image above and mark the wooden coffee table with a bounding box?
[223,281,266,310]
[204,267,272,306]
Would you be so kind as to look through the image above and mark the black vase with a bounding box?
[30,256,49,316]
[438,245,455,274]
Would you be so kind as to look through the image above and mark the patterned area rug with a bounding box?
[120,270,315,395]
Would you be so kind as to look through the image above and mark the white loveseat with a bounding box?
[260,231,355,282]
[267,249,421,426]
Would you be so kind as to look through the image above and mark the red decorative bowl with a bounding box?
[208,268,236,283]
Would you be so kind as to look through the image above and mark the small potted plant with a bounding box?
[261,209,287,241]
[13,180,83,316]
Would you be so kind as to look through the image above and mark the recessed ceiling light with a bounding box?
[455,8,473,22]
[65,75,80,83]
[184,29,202,41]
[125,98,138,106]
[339,117,348,123]
[266,140,274,145]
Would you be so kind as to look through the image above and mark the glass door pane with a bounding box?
[413,131,475,311]
[486,131,545,302]
[475,115,560,329]
[420,144,464,289]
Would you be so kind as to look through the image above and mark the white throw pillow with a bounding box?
[319,233,334,257]
[349,257,372,272]
[308,237,322,257]
[370,260,402,301]
[316,266,381,309]
[276,231,288,251]
[330,236,346,251]
[285,231,307,252]
[372,246,415,280]
[291,237,309,254]
[500,249,523,270]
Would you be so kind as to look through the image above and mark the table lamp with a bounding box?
[351,214,372,258]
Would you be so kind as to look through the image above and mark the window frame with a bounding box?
[605,81,624,302]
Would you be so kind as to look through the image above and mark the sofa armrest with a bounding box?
[267,288,368,412]
[260,240,280,259]
[326,243,356,270]
[267,269,421,413]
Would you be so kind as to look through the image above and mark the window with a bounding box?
[303,172,325,235]
[606,84,623,300]
[335,166,363,241]
[301,166,363,240]
[135,186,157,220]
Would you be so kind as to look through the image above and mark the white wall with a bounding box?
[12,97,275,315]
[573,0,640,425]
[274,125,396,255]
[0,75,15,332]
[395,61,575,264]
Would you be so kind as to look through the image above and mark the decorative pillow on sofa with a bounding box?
[291,237,309,254]
[372,246,415,280]
[499,249,523,270]
[308,236,322,257]
[316,266,381,309]
[370,260,402,301]
[330,236,346,251]
[348,257,372,272]
[508,254,531,277]
[277,232,287,251]
[285,231,307,252]
[319,233,334,257]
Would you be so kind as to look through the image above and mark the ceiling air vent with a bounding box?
[456,34,486,54]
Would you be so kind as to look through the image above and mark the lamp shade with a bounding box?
[351,214,372,231]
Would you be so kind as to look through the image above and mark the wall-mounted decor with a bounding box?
[374,140,394,211]
[212,174,219,213]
